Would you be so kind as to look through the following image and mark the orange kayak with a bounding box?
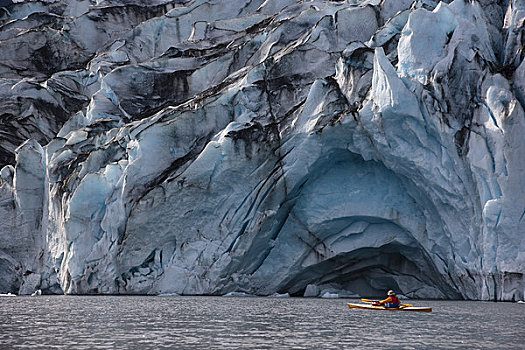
[347,303,432,312]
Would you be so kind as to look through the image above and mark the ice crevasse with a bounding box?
[0,0,524,300]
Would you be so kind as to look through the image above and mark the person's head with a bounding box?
[387,290,395,296]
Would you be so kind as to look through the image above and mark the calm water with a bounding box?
[0,296,523,349]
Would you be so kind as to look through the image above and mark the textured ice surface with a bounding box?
[0,0,523,300]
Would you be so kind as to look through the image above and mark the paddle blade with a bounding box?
[360,298,376,303]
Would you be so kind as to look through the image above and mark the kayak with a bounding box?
[347,303,432,312]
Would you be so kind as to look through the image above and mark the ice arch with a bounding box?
[248,150,461,299]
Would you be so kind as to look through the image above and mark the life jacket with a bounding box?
[385,296,400,308]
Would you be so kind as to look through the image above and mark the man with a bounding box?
[373,290,401,308]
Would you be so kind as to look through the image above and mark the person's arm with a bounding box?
[378,296,393,305]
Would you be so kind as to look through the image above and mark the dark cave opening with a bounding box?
[282,243,460,299]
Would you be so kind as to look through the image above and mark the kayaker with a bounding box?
[373,290,400,308]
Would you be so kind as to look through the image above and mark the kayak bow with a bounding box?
[348,303,432,312]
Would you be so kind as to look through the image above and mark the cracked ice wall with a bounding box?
[0,0,524,300]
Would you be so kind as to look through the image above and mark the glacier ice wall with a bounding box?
[0,0,524,300]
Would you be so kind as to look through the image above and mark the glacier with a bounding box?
[0,0,524,301]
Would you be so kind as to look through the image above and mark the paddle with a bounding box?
[360,298,413,307]
[360,298,377,303]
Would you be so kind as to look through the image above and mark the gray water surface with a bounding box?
[0,296,523,349]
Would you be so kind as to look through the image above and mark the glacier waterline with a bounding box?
[0,0,524,300]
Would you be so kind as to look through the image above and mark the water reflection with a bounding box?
[0,296,523,349]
